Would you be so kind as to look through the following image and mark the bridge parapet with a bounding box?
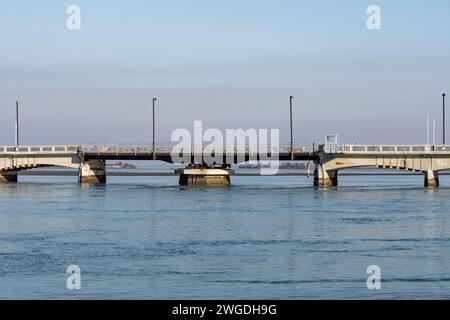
[319,144,450,154]
[0,145,80,154]
[80,144,314,154]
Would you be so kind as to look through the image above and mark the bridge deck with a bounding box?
[81,151,317,162]
[80,145,317,162]
[3,144,450,164]
[0,145,318,164]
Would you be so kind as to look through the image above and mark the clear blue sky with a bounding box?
[0,0,449,145]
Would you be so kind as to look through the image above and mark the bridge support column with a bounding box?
[424,170,439,188]
[314,164,338,187]
[79,160,106,184]
[0,171,18,182]
[176,166,233,186]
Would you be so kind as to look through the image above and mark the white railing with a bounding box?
[0,145,80,153]
[320,144,450,154]
[4,144,450,155]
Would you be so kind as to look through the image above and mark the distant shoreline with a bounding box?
[106,162,137,169]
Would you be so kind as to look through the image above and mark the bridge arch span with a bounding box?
[315,147,450,187]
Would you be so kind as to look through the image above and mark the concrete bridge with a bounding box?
[1,144,450,187]
[315,144,450,187]
[0,145,316,185]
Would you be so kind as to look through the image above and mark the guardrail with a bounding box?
[0,144,318,154]
[320,144,450,153]
[0,145,80,153]
[5,144,450,155]
[80,144,315,154]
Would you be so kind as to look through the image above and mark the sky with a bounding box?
[0,0,449,146]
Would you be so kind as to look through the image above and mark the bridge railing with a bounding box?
[320,144,450,153]
[0,145,80,153]
[81,145,172,153]
[0,144,319,155]
[80,144,316,154]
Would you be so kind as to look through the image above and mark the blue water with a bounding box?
[1,173,449,299]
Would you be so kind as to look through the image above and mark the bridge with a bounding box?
[315,144,450,187]
[0,145,316,185]
[1,144,450,187]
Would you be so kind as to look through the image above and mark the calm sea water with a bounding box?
[0,171,449,299]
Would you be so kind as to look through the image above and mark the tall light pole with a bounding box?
[289,96,294,160]
[443,93,446,145]
[15,100,20,147]
[152,97,157,160]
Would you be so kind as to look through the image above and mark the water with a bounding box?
[1,173,449,299]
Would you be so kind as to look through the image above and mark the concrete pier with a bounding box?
[176,167,233,186]
[424,170,439,187]
[314,165,338,187]
[79,160,106,183]
[0,171,18,182]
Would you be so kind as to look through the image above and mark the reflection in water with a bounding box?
[0,174,449,299]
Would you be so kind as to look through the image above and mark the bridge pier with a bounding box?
[314,164,338,187]
[176,166,233,186]
[0,171,18,182]
[79,160,106,184]
[424,170,439,188]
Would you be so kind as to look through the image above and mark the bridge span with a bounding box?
[315,144,450,187]
[1,144,450,187]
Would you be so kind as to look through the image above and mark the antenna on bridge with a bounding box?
[152,97,157,160]
[289,96,294,160]
[15,100,20,148]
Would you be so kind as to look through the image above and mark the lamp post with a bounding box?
[443,93,446,145]
[152,97,157,160]
[15,100,20,148]
[289,96,294,160]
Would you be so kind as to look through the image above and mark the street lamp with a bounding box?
[152,97,157,160]
[289,96,294,160]
[443,93,446,145]
[15,100,20,148]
